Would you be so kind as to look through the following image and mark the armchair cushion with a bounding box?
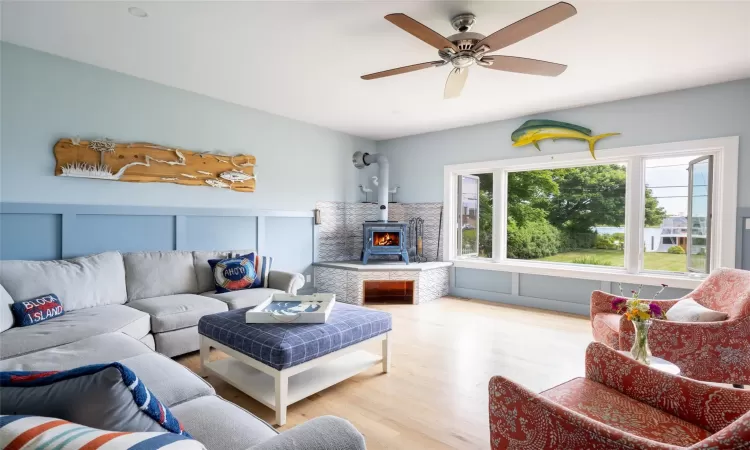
[666,298,728,322]
[541,378,711,447]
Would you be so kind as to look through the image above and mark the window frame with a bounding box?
[443,136,739,289]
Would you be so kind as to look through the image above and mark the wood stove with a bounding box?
[362,221,409,264]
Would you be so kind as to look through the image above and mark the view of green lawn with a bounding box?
[534,249,688,272]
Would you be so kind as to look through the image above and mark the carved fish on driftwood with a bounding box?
[219,171,253,182]
[511,120,620,159]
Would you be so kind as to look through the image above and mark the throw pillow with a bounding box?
[10,294,64,327]
[209,256,256,293]
[0,284,13,333]
[665,298,729,322]
[0,363,191,437]
[0,416,206,449]
[237,252,273,288]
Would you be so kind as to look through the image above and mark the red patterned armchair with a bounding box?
[590,268,750,385]
[489,342,750,449]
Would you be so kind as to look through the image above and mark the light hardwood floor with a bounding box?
[177,297,593,450]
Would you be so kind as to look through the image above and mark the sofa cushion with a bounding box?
[117,352,214,407]
[1,284,14,332]
[124,251,198,301]
[193,251,231,293]
[200,288,279,310]
[0,363,191,437]
[171,396,277,450]
[0,305,150,359]
[0,332,210,409]
[0,251,127,311]
[10,293,64,327]
[128,294,228,333]
[155,326,200,358]
[0,333,152,371]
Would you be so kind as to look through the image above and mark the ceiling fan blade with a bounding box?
[444,67,469,99]
[481,55,567,76]
[361,61,445,80]
[385,13,458,51]
[472,2,577,53]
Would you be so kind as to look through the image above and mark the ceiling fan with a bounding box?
[361,2,577,99]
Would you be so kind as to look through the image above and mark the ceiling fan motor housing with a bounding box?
[440,31,487,69]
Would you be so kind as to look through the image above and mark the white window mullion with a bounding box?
[493,169,507,263]
[625,156,645,274]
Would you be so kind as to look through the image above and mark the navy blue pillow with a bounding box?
[10,294,64,327]
[208,256,256,293]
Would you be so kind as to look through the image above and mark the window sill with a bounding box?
[451,259,706,290]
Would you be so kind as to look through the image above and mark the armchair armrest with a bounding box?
[267,271,305,294]
[489,375,662,449]
[585,342,750,433]
[635,317,750,384]
[248,416,365,450]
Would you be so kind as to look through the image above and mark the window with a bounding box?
[445,137,738,288]
[642,155,713,274]
[457,173,493,258]
[505,164,627,268]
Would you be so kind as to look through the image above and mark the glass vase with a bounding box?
[630,319,652,364]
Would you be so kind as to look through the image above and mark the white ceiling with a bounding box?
[3,1,750,140]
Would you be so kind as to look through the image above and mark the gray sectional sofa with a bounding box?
[0,250,366,450]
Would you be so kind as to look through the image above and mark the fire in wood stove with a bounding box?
[373,231,399,246]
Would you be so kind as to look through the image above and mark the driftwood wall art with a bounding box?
[53,138,256,192]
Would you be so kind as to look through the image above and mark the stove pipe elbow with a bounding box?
[352,151,389,222]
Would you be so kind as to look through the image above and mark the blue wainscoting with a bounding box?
[0,202,314,285]
[451,268,694,316]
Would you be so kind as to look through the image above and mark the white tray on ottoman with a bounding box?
[198,302,392,426]
[245,293,335,324]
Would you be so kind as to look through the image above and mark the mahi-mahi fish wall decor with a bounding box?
[511,120,620,159]
[53,138,256,192]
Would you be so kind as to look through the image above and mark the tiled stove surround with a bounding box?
[314,201,449,305]
[315,201,443,262]
[313,261,451,305]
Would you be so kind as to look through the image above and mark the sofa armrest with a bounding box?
[585,342,750,433]
[267,271,305,295]
[489,375,661,449]
[248,416,365,450]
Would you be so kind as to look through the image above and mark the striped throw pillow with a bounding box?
[237,253,273,289]
[0,415,206,449]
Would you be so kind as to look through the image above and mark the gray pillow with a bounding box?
[666,298,728,322]
[0,364,187,435]
[0,284,14,332]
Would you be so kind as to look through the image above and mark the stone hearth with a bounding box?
[313,261,451,305]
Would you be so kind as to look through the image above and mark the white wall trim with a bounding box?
[444,136,739,288]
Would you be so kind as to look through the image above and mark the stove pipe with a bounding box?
[352,151,389,222]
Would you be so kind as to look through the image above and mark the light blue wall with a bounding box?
[0,43,374,210]
[0,202,315,287]
[378,79,749,314]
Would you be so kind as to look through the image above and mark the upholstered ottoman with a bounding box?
[198,302,392,425]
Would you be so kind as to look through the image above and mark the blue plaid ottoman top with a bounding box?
[198,302,392,370]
